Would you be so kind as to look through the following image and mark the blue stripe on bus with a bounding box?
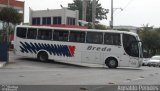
[19,42,75,57]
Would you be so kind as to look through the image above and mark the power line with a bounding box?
[123,0,134,10]
[114,0,135,16]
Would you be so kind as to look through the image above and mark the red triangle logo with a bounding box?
[68,46,76,56]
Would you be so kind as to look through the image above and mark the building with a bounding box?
[0,0,24,19]
[29,8,87,29]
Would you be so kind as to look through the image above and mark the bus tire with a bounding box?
[37,51,48,62]
[105,57,118,68]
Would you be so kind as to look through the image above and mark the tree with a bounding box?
[116,29,130,32]
[138,24,160,57]
[0,7,22,25]
[68,0,108,22]
[95,24,108,30]
[0,7,22,62]
[0,7,22,41]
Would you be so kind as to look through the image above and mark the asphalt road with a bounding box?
[0,52,160,85]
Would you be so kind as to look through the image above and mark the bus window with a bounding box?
[38,29,52,40]
[123,34,139,57]
[53,30,69,41]
[86,32,103,44]
[104,33,120,45]
[69,31,85,43]
[27,28,37,39]
[16,27,27,38]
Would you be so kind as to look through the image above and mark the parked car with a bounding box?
[142,58,150,66]
[147,56,160,67]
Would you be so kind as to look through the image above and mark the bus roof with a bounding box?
[16,25,138,36]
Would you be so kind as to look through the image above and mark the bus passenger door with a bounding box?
[128,42,140,67]
[120,52,130,67]
[122,34,140,67]
[121,54,139,67]
[129,57,139,67]
[125,42,139,67]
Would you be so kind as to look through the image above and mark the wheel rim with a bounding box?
[40,55,44,61]
[39,53,47,61]
[109,60,116,67]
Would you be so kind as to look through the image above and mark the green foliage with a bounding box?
[87,22,94,29]
[68,0,83,20]
[68,0,108,22]
[95,24,107,30]
[0,7,22,44]
[116,29,130,32]
[0,7,22,24]
[85,22,107,30]
[155,28,160,33]
[138,24,160,57]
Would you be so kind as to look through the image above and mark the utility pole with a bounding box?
[7,0,10,7]
[6,0,10,43]
[82,0,87,21]
[110,0,113,29]
[92,0,96,28]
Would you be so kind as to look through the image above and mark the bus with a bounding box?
[13,25,143,68]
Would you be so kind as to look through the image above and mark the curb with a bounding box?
[0,62,7,68]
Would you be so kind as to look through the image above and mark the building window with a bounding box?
[42,17,51,25]
[67,17,76,25]
[32,17,40,25]
[53,16,61,24]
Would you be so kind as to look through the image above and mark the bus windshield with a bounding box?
[123,34,139,57]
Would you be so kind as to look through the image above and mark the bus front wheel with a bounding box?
[37,51,48,62]
[105,58,118,68]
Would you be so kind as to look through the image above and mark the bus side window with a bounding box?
[27,28,37,39]
[53,30,69,41]
[69,31,85,43]
[104,33,120,45]
[38,29,52,40]
[16,27,27,38]
[53,30,59,41]
[69,32,75,42]
[86,32,103,44]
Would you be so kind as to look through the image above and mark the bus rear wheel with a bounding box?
[37,52,48,62]
[105,58,118,68]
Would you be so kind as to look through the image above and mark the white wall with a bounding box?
[29,8,79,25]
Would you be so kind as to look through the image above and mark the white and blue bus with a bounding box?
[13,25,143,68]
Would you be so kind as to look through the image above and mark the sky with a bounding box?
[19,0,160,27]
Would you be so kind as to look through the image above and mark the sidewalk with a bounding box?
[0,62,6,68]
